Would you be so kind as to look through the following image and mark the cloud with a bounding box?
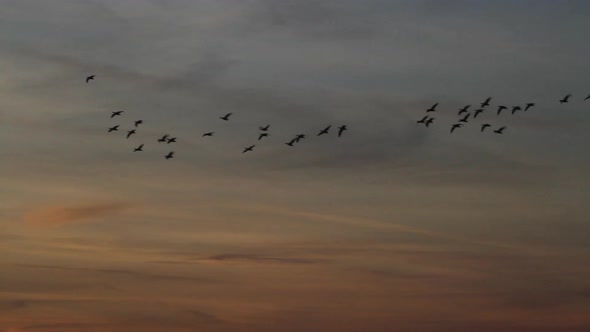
[23,202,132,227]
[199,253,327,265]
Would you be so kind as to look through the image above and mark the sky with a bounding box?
[1,0,590,331]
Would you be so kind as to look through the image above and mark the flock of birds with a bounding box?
[87,75,348,159]
[416,93,589,134]
[86,74,590,160]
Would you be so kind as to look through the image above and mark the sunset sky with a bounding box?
[1,1,590,331]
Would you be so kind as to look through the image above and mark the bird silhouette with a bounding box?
[524,103,535,111]
[258,133,269,140]
[494,126,506,134]
[337,125,347,137]
[425,118,434,127]
[134,120,143,127]
[480,97,492,108]
[242,145,255,153]
[126,129,136,139]
[108,125,119,132]
[165,152,174,159]
[458,113,470,123]
[585,94,590,101]
[318,125,332,136]
[111,111,123,118]
[496,105,507,115]
[450,123,463,133]
[158,134,169,143]
[285,139,296,146]
[473,108,484,118]
[511,106,521,114]
[417,116,428,124]
[259,124,270,131]
[426,103,438,112]
[294,134,306,143]
[134,144,144,152]
[458,105,471,115]
[166,137,177,144]
[481,124,491,132]
[560,94,572,103]
[85,75,95,83]
[220,113,232,121]
[202,132,214,137]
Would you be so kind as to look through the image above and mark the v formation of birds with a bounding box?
[88,75,348,159]
[88,75,588,159]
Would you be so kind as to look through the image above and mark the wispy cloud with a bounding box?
[23,202,132,227]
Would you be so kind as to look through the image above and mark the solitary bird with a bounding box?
[285,138,297,146]
[496,105,507,115]
[220,113,232,121]
[166,137,177,144]
[165,152,174,160]
[585,94,590,101]
[481,124,491,132]
[294,134,306,143]
[511,106,521,114]
[111,111,123,118]
[524,103,535,111]
[337,125,347,137]
[258,133,269,140]
[458,105,471,115]
[134,120,143,127]
[85,75,95,83]
[202,132,214,137]
[108,125,119,132]
[126,129,136,139]
[318,125,332,136]
[450,123,463,133]
[242,145,255,153]
[133,144,144,152]
[425,118,434,127]
[473,108,484,118]
[458,113,470,123]
[158,134,169,143]
[417,116,428,124]
[560,94,572,104]
[494,126,506,134]
[259,124,270,131]
[426,103,438,112]
[480,97,492,108]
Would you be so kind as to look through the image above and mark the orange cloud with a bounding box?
[23,202,131,227]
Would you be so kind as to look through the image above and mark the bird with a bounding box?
[473,108,484,118]
[108,125,119,132]
[458,105,471,115]
[560,94,571,104]
[450,123,463,133]
[511,106,521,114]
[126,129,136,139]
[524,103,535,111]
[285,138,297,146]
[426,103,438,112]
[133,144,144,152]
[165,152,174,159]
[220,113,232,121]
[458,113,470,123]
[294,134,306,143]
[496,105,507,115]
[85,75,95,83]
[585,94,590,101]
[166,137,177,144]
[157,134,169,143]
[417,116,428,124]
[259,124,270,131]
[425,118,434,127]
[318,125,331,136]
[202,132,214,137]
[111,111,123,118]
[481,124,491,132]
[337,125,347,137]
[258,133,269,140]
[494,126,506,134]
[242,145,255,153]
[134,120,143,127]
[480,97,492,108]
